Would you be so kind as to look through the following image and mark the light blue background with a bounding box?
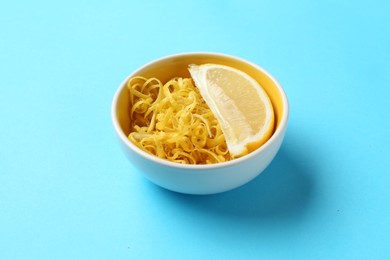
[1,1,389,259]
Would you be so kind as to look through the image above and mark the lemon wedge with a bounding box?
[188,63,274,157]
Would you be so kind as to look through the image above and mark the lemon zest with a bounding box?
[127,76,232,164]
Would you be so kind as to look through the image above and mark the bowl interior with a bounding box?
[115,53,286,146]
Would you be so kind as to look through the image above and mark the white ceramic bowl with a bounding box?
[111,52,289,194]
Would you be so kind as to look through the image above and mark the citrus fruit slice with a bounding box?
[188,63,274,157]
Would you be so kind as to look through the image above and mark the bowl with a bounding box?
[111,52,289,195]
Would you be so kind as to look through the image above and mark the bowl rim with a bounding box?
[111,52,289,170]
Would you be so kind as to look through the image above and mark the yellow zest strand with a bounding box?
[127,76,233,164]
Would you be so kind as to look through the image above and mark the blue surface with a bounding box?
[1,1,389,259]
